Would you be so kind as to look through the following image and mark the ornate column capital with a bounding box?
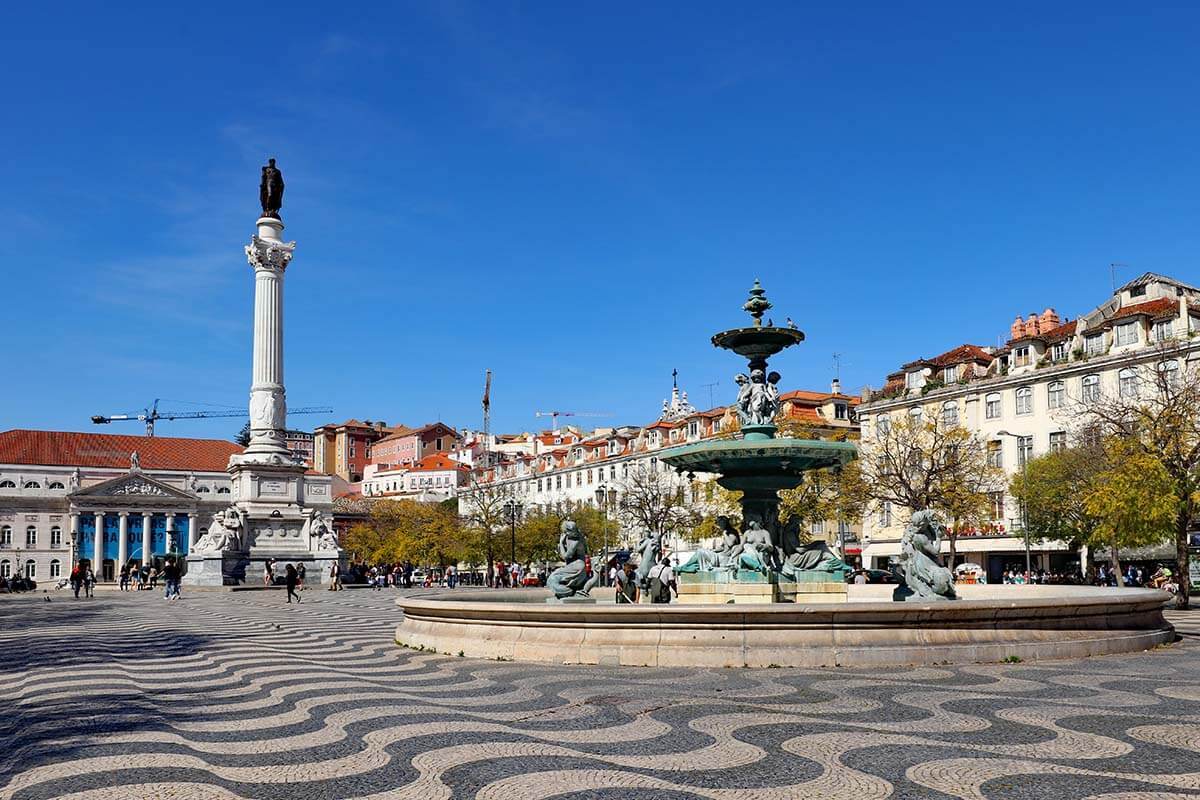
[245,235,295,274]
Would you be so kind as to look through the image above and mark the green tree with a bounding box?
[1009,445,1102,554]
[1083,440,1178,586]
[683,481,742,546]
[1079,350,1200,606]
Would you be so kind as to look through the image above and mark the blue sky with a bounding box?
[3,2,1199,441]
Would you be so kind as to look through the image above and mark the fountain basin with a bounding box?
[658,437,856,481]
[395,586,1174,668]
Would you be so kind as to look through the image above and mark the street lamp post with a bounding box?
[595,483,609,585]
[996,430,1032,580]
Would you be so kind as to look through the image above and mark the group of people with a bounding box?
[609,555,677,604]
[263,558,312,603]
[118,562,162,591]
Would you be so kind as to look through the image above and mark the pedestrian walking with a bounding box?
[328,560,342,591]
[119,564,130,591]
[70,565,83,599]
[162,557,181,601]
[297,563,306,591]
[264,558,276,586]
[84,567,96,598]
[285,564,301,604]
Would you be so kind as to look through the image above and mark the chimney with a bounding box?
[1010,316,1024,340]
[831,377,842,395]
[1039,307,1060,330]
[1026,313,1040,337]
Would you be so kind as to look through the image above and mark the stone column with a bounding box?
[69,513,79,572]
[92,512,103,571]
[117,512,128,569]
[187,513,198,549]
[142,512,153,563]
[242,219,295,458]
[165,514,175,553]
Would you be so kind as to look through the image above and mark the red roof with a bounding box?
[1103,297,1182,325]
[0,430,242,472]
[930,344,994,367]
[409,453,467,472]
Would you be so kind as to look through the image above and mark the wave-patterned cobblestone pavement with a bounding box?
[1,590,1199,799]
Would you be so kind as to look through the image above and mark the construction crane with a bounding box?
[534,410,613,431]
[91,399,334,437]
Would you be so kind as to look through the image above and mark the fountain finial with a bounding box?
[742,279,772,327]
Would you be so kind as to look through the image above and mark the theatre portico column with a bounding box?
[92,512,103,572]
[117,512,128,571]
[142,512,152,564]
[166,515,175,553]
[187,514,198,549]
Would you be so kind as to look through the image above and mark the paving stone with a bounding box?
[0,590,1198,799]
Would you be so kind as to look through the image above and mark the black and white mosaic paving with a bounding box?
[2,588,1198,799]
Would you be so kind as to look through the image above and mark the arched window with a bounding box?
[1015,387,1033,416]
[49,559,61,578]
[197,486,211,493]
[908,407,923,423]
[1118,367,1138,398]
[941,401,958,427]
[0,480,15,488]
[1047,381,1065,409]
[1081,374,1101,404]
[985,393,1001,419]
[24,559,35,578]
[25,526,36,547]
[876,416,890,439]
[23,481,41,489]
[48,482,65,490]
[216,487,231,494]
[0,560,9,577]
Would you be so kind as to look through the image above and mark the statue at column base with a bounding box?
[192,507,245,554]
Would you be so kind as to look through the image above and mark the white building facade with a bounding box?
[856,273,1200,581]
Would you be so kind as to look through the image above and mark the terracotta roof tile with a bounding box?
[0,430,241,472]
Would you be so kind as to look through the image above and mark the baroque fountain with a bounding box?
[395,283,1174,667]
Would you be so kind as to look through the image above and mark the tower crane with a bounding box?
[534,410,613,431]
[91,399,333,437]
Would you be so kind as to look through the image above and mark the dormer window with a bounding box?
[942,365,959,383]
[905,371,922,389]
[1084,334,1105,356]
[688,421,698,437]
[1013,346,1031,367]
[1154,319,1175,342]
[1051,341,1067,361]
[1114,321,1138,347]
[834,403,847,420]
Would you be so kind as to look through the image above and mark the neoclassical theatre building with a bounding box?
[0,430,244,583]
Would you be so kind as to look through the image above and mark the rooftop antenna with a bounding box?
[1110,262,1129,293]
[832,353,842,381]
[700,381,720,408]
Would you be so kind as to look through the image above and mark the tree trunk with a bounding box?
[1111,543,1125,588]
[1177,509,1191,610]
